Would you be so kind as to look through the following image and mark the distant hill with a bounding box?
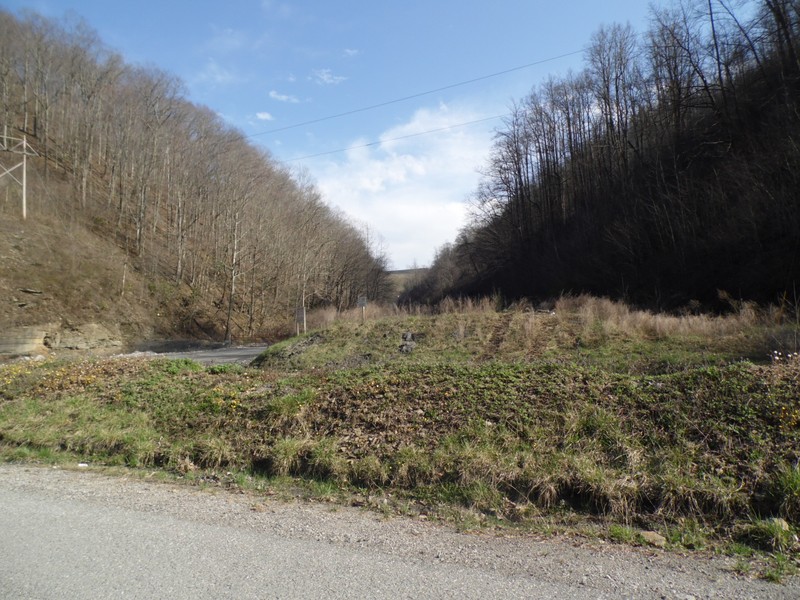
[405,5,800,310]
[0,8,392,351]
[387,268,429,299]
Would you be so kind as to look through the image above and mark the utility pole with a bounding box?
[358,295,367,324]
[22,136,27,219]
[0,132,38,219]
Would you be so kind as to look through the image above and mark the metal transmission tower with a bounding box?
[0,130,39,219]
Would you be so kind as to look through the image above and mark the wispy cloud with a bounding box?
[206,27,248,54]
[343,48,359,58]
[310,105,494,269]
[260,0,293,19]
[269,90,300,103]
[311,68,347,85]
[255,111,274,121]
[194,59,239,86]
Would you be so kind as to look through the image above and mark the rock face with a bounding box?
[0,323,59,355]
[59,323,122,350]
[0,322,122,356]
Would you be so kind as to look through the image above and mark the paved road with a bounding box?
[157,345,269,366]
[1,465,796,599]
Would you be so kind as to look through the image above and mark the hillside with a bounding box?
[0,208,238,355]
[0,9,391,355]
[0,212,153,350]
[386,268,429,301]
[405,3,800,309]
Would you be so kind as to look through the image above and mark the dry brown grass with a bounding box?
[437,295,501,314]
[554,294,761,340]
[292,292,795,370]
[305,302,432,330]
[309,293,770,339]
[305,294,504,329]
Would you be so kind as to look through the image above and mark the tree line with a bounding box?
[0,9,392,340]
[405,0,800,310]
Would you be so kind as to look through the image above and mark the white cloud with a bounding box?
[310,105,495,269]
[343,48,359,58]
[256,112,274,121]
[311,68,347,85]
[269,90,300,103]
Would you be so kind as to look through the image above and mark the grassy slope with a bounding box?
[1,298,799,577]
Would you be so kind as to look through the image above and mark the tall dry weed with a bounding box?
[555,294,761,341]
[306,302,431,328]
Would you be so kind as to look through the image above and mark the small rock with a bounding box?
[399,332,420,353]
[641,531,667,548]
[399,341,416,353]
[768,517,791,532]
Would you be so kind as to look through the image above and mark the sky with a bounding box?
[2,0,664,269]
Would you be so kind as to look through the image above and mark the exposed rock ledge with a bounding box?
[0,322,122,356]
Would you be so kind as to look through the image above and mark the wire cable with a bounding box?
[284,113,508,161]
[248,49,583,139]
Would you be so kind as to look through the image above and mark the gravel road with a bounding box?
[0,464,796,599]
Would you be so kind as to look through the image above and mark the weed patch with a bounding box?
[2,304,800,570]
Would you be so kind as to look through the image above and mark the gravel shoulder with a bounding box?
[0,463,797,599]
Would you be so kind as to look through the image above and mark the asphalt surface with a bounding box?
[157,345,269,366]
[1,465,797,599]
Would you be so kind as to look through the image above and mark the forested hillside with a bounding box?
[0,10,391,342]
[405,0,800,310]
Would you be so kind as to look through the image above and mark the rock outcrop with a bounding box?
[0,322,122,356]
[0,323,59,355]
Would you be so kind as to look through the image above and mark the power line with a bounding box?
[247,49,583,139]
[284,113,509,162]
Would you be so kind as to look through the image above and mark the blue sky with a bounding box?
[3,0,663,269]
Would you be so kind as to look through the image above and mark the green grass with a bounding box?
[608,524,639,544]
[770,463,800,522]
[1,300,799,579]
[739,518,797,553]
[764,553,798,583]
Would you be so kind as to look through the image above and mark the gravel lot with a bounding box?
[0,464,797,599]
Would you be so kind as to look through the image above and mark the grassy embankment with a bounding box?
[1,295,799,580]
